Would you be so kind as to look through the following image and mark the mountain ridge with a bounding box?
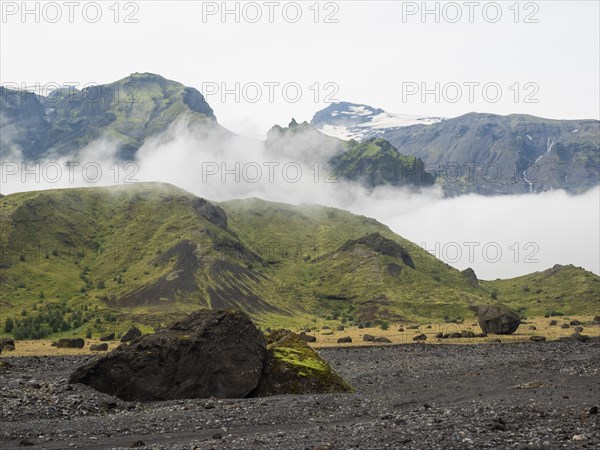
[312,102,600,196]
[2,183,597,339]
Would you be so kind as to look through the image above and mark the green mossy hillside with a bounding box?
[1,183,598,339]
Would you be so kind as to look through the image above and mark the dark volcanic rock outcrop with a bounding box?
[462,267,478,287]
[70,310,267,401]
[120,326,142,342]
[251,330,352,396]
[339,233,414,269]
[472,305,521,335]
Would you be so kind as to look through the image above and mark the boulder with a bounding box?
[413,334,427,341]
[530,336,546,342]
[363,334,376,342]
[571,333,591,343]
[373,337,391,343]
[56,338,85,349]
[549,320,558,326]
[0,338,15,351]
[434,332,444,339]
[337,336,352,344]
[398,327,405,332]
[90,343,109,352]
[570,320,581,326]
[472,305,521,335]
[70,309,267,401]
[298,332,317,343]
[337,325,345,331]
[251,330,352,396]
[528,325,537,330]
[120,326,142,342]
[100,333,115,341]
[574,326,584,333]
[560,323,570,329]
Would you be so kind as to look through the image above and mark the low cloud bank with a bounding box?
[2,118,598,280]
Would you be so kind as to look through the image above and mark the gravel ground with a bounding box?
[1,340,599,449]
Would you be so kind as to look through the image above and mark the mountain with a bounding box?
[311,102,443,141]
[266,119,434,188]
[330,138,434,188]
[312,104,600,196]
[0,73,221,160]
[3,74,598,195]
[1,74,432,191]
[483,264,600,317]
[1,183,598,338]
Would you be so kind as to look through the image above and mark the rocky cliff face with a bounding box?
[385,113,599,195]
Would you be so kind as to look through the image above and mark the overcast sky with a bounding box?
[1,1,599,137]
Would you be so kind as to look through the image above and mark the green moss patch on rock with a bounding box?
[252,329,353,396]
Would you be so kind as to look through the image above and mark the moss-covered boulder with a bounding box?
[252,330,353,396]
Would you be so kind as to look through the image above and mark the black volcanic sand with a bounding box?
[1,341,599,449]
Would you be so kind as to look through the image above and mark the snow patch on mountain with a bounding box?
[311,102,443,141]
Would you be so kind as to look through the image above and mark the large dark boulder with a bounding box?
[56,338,85,349]
[298,332,317,343]
[90,343,109,352]
[472,305,521,335]
[120,326,142,342]
[251,330,352,396]
[571,333,591,342]
[100,333,115,341]
[70,309,267,401]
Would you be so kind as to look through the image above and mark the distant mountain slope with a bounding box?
[1,184,598,337]
[382,113,600,195]
[1,73,222,160]
[330,138,434,188]
[266,119,434,189]
[313,104,600,196]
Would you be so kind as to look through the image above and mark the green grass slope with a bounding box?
[0,183,288,338]
[485,264,600,317]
